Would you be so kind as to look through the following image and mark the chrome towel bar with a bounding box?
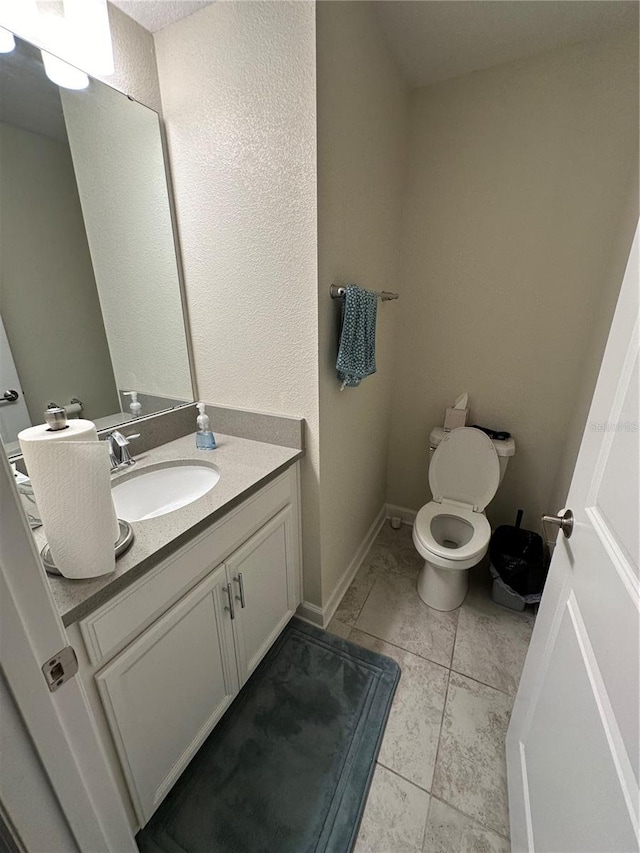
[330,285,399,302]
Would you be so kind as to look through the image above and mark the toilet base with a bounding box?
[417,560,469,611]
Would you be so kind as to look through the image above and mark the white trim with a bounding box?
[297,503,419,629]
[297,505,387,628]
[385,503,417,525]
[295,600,324,627]
[322,505,387,626]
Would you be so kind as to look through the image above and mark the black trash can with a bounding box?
[489,510,547,611]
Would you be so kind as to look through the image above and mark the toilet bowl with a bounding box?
[413,427,515,611]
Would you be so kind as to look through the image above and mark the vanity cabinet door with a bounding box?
[95,562,238,825]
[227,505,297,685]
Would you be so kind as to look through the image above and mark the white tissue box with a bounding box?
[444,407,468,431]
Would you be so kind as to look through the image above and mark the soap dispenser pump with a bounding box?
[195,402,216,450]
[124,391,142,416]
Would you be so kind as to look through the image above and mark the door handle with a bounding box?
[223,583,235,620]
[542,509,574,539]
[234,573,246,608]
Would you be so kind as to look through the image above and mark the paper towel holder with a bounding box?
[46,399,84,425]
[44,406,69,431]
[41,519,134,577]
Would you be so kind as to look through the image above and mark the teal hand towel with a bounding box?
[336,285,378,388]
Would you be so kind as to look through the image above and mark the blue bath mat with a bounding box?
[136,617,400,853]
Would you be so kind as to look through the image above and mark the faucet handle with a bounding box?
[108,431,141,470]
[108,430,127,448]
[109,430,140,446]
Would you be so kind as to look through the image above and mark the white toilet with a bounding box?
[412,426,516,611]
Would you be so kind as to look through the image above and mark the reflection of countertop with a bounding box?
[92,412,135,430]
[37,433,303,626]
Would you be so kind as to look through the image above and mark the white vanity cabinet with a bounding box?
[227,504,297,684]
[95,563,238,822]
[73,464,301,828]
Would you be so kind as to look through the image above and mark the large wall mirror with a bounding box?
[0,35,194,457]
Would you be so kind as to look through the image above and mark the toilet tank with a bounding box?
[429,427,516,484]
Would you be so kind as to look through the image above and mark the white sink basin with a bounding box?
[112,464,220,522]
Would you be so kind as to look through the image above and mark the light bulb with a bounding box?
[0,27,16,53]
[41,50,89,90]
[0,0,38,38]
[63,0,113,77]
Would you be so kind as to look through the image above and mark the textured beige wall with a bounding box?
[0,123,119,423]
[103,2,161,111]
[316,1,407,606]
[154,2,321,603]
[548,158,639,517]
[386,30,639,533]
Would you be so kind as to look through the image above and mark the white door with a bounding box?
[96,562,238,825]
[227,506,296,685]
[507,222,639,852]
[0,447,137,852]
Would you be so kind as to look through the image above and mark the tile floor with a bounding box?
[328,522,536,853]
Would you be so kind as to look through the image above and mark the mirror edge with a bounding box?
[156,110,199,408]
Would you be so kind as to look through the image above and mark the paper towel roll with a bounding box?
[19,417,97,443]
[19,419,120,579]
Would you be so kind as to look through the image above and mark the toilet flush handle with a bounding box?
[542,509,574,539]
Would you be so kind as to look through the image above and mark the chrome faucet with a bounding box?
[107,430,140,471]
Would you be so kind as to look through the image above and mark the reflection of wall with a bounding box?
[386,30,639,531]
[61,84,192,402]
[155,2,321,603]
[0,122,119,424]
[316,2,407,607]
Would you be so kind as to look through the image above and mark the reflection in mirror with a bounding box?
[0,36,193,456]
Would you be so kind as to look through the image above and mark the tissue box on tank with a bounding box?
[444,407,469,431]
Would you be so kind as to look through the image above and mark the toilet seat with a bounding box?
[429,427,500,511]
[413,500,491,563]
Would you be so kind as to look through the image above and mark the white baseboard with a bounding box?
[297,504,387,629]
[295,600,324,627]
[297,502,418,629]
[321,504,387,628]
[385,503,417,525]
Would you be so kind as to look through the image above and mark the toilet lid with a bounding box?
[429,427,500,511]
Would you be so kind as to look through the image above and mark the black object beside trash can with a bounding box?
[489,510,547,611]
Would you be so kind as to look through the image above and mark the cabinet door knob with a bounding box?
[234,573,246,608]
[223,583,235,620]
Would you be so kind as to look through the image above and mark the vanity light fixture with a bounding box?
[62,0,113,78]
[0,27,15,52]
[0,0,38,38]
[0,0,113,88]
[41,49,89,90]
